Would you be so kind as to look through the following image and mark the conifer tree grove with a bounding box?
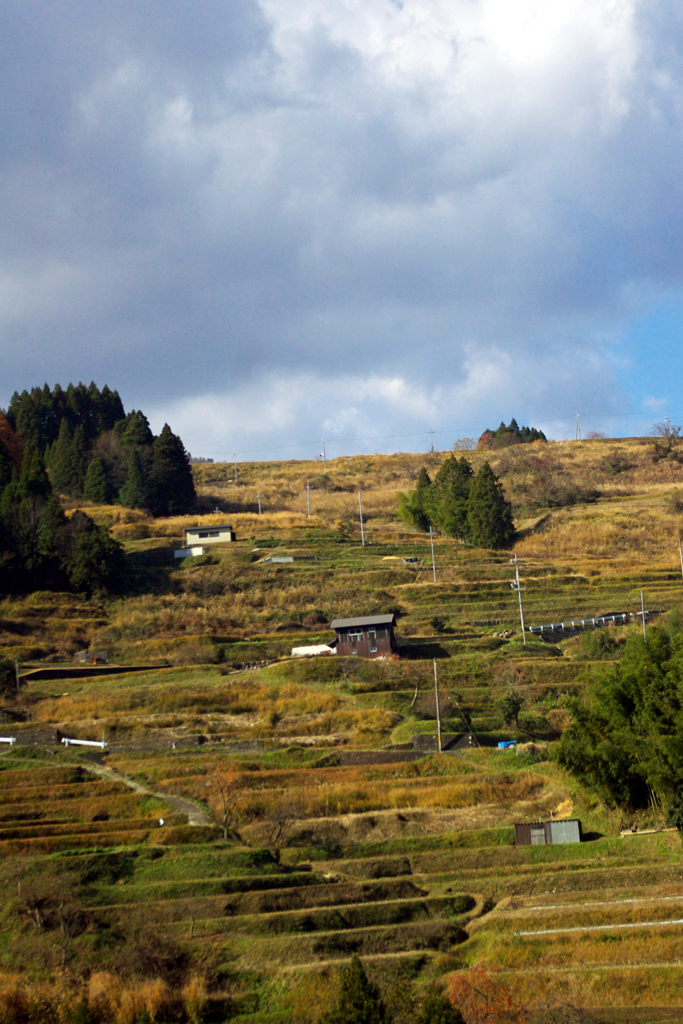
[397,456,514,549]
[5,384,196,517]
[0,384,150,593]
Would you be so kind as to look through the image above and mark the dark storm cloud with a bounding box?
[2,0,683,451]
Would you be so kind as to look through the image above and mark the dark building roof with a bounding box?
[330,614,396,629]
[185,524,234,532]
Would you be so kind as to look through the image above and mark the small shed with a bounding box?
[514,819,582,846]
[184,524,235,546]
[329,614,396,658]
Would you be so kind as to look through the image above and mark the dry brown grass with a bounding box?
[108,750,550,824]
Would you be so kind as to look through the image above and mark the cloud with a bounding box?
[1,0,682,450]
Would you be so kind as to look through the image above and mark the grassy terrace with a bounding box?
[1,437,683,1020]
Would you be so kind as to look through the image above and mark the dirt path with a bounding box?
[83,761,212,826]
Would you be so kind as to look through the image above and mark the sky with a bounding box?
[2,0,683,460]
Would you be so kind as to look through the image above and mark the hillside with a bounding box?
[1,436,683,1022]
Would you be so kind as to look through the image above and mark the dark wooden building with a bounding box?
[330,614,397,658]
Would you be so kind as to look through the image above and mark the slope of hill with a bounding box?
[1,437,683,1022]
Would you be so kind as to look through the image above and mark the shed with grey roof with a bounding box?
[514,819,582,846]
[329,614,396,658]
[184,524,235,545]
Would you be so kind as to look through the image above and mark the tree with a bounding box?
[321,955,392,1024]
[466,463,515,549]
[267,800,302,861]
[398,458,475,538]
[119,449,148,509]
[448,965,525,1024]
[556,628,683,812]
[210,761,242,840]
[118,409,154,447]
[61,511,125,594]
[19,447,51,500]
[500,690,526,729]
[432,456,473,539]
[147,424,196,516]
[0,439,12,493]
[83,457,111,504]
[0,413,23,470]
[397,467,433,532]
[8,382,125,452]
[49,418,82,496]
[650,422,683,462]
[416,986,464,1024]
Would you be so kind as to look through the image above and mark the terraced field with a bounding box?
[3,740,683,1021]
[2,438,683,1021]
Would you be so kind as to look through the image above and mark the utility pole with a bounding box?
[576,414,581,441]
[257,492,262,515]
[429,526,437,583]
[679,538,683,584]
[322,439,327,469]
[510,554,526,644]
[641,590,647,640]
[306,481,310,517]
[358,491,365,546]
[433,658,442,753]
[233,452,237,485]
[14,659,20,694]
[429,429,435,453]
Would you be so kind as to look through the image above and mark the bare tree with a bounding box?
[267,800,302,861]
[210,760,242,840]
[14,866,55,932]
[12,866,86,967]
[651,422,683,462]
[53,884,86,969]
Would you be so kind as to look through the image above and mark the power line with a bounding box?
[194,410,683,459]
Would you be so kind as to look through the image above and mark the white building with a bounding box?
[184,524,236,546]
[174,546,207,559]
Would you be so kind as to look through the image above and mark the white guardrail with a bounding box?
[61,738,108,750]
[0,737,17,745]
